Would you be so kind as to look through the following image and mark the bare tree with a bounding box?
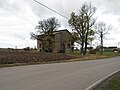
[95,21,112,54]
[69,2,96,55]
[30,17,60,52]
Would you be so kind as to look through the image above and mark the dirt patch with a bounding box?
[0,51,78,67]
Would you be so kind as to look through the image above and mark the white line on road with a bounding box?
[85,69,120,90]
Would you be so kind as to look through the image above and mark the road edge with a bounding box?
[84,69,120,90]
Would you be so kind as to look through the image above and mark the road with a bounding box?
[0,57,120,90]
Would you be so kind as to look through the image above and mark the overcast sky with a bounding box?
[0,0,120,49]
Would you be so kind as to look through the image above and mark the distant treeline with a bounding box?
[0,47,37,52]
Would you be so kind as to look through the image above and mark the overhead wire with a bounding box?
[33,0,69,19]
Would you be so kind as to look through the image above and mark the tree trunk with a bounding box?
[84,20,89,55]
[84,43,87,55]
[80,42,84,55]
[84,34,88,55]
[100,32,103,54]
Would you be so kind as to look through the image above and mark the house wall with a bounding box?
[37,40,42,52]
[37,30,74,53]
[53,33,61,52]
[60,30,73,52]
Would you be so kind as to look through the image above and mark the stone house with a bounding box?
[37,29,74,53]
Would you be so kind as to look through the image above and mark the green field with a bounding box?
[102,52,119,57]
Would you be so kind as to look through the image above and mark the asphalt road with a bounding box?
[0,57,120,90]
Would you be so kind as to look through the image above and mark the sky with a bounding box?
[0,0,120,49]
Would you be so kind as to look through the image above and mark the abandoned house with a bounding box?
[37,29,74,53]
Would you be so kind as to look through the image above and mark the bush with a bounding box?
[89,49,96,54]
[23,47,30,51]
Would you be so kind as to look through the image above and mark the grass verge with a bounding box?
[93,71,120,90]
[107,72,120,90]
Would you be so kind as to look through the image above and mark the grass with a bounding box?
[107,72,120,90]
[102,52,119,57]
[69,51,119,58]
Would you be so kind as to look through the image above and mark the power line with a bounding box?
[33,0,69,19]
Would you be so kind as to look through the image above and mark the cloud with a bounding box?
[0,0,38,48]
[0,0,120,48]
[102,0,120,15]
[0,0,23,14]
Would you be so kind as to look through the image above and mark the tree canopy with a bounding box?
[95,21,112,54]
[30,17,60,52]
[69,2,96,55]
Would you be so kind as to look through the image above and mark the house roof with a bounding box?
[37,29,71,40]
[57,29,71,34]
